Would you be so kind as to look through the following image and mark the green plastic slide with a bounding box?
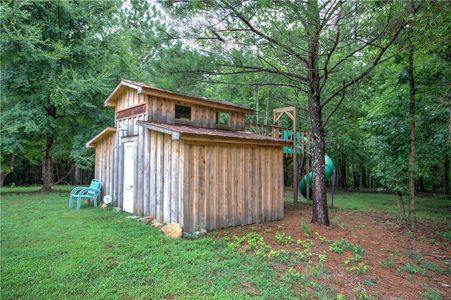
[299,155,334,198]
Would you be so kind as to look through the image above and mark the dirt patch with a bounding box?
[238,281,260,296]
[212,204,450,299]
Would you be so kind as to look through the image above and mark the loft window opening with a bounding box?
[175,104,192,121]
[216,112,230,126]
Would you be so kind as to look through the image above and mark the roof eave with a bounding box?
[103,79,254,114]
[86,127,117,148]
[103,80,143,107]
[179,133,290,146]
[138,121,180,140]
[138,121,289,146]
[140,87,254,114]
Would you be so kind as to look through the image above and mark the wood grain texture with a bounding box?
[145,96,246,130]
[180,142,283,232]
[94,133,116,201]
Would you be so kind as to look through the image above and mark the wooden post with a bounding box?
[306,131,310,205]
[272,106,298,203]
[292,108,298,203]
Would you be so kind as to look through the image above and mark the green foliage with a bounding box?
[329,239,352,254]
[1,0,123,169]
[285,267,302,281]
[225,232,275,258]
[299,222,311,236]
[352,285,372,300]
[329,239,365,257]
[318,254,327,264]
[379,258,395,269]
[294,250,312,262]
[335,293,346,300]
[0,0,206,180]
[440,231,451,242]
[423,286,442,300]
[403,262,425,275]
[275,231,293,245]
[1,0,450,202]
[346,262,369,275]
[351,244,366,256]
[359,1,450,194]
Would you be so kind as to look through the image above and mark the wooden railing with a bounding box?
[245,123,282,138]
[245,123,311,158]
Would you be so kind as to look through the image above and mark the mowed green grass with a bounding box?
[1,190,299,299]
[0,185,75,194]
[2,186,449,299]
[331,192,450,221]
[285,190,450,221]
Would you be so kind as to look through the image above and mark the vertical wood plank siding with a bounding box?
[182,142,284,232]
[95,86,284,233]
[94,133,115,200]
[147,96,246,130]
[140,131,184,225]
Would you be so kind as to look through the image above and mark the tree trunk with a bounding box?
[445,154,449,195]
[0,172,7,187]
[74,165,81,185]
[341,158,347,189]
[397,192,407,225]
[418,177,425,192]
[432,165,439,191]
[307,0,329,225]
[352,164,358,189]
[41,136,54,192]
[359,164,364,190]
[0,156,14,187]
[407,41,417,230]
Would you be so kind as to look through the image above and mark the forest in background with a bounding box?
[1,0,449,196]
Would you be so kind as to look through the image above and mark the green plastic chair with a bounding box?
[69,179,101,209]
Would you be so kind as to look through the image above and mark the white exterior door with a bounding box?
[123,141,135,213]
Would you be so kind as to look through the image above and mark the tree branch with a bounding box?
[320,17,410,108]
[222,0,309,66]
[320,8,341,91]
[219,63,308,82]
[197,79,308,93]
[322,81,346,129]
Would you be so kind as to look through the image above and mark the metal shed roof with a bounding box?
[104,79,253,114]
[85,127,116,148]
[138,121,290,146]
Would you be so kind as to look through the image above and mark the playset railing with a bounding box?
[245,123,311,158]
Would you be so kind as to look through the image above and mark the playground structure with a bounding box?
[247,106,335,204]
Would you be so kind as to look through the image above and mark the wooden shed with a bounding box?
[86,79,289,232]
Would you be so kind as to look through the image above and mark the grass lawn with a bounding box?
[285,189,450,222]
[1,186,449,299]
[1,189,303,299]
[0,185,76,194]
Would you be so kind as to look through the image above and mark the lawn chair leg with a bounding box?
[93,196,97,208]
[77,196,82,209]
[69,195,74,208]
